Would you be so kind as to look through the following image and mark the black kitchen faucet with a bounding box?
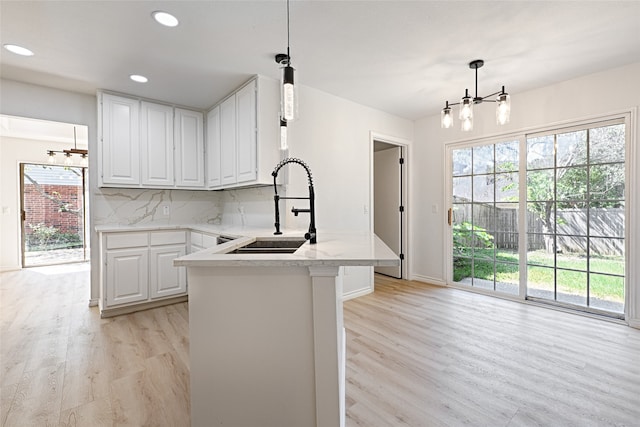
[271,158,317,244]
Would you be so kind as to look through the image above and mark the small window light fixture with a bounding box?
[130,74,148,83]
[3,44,34,56]
[152,11,179,27]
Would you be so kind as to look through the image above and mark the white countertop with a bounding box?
[176,231,398,268]
[96,224,399,268]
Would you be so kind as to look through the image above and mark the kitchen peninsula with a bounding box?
[174,231,398,427]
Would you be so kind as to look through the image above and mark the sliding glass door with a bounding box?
[449,118,627,317]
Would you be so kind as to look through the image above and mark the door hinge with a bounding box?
[399,205,404,212]
[399,253,405,260]
[399,157,405,165]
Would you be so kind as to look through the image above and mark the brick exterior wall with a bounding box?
[23,184,83,236]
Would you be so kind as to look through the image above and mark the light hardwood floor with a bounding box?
[1,265,639,426]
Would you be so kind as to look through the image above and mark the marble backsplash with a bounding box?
[92,187,223,227]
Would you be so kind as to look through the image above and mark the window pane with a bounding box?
[590,164,625,200]
[527,265,554,299]
[527,135,554,169]
[495,140,519,172]
[473,145,494,174]
[452,203,471,225]
[453,221,473,257]
[557,167,587,201]
[473,259,494,290]
[556,202,587,236]
[474,231,494,260]
[453,176,472,201]
[496,238,519,263]
[496,172,518,202]
[556,130,587,166]
[527,239,554,266]
[453,257,472,283]
[556,269,587,306]
[453,148,472,176]
[495,204,518,233]
[495,262,519,295]
[589,124,625,164]
[473,175,494,203]
[473,204,494,231]
[589,238,624,273]
[527,202,555,234]
[590,207,624,238]
[556,236,588,271]
[589,274,624,313]
[527,170,554,201]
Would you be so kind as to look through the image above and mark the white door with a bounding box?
[150,245,187,299]
[106,248,149,306]
[374,145,403,278]
[175,108,204,187]
[206,106,222,188]
[236,80,257,183]
[141,101,174,186]
[220,96,237,186]
[101,93,140,186]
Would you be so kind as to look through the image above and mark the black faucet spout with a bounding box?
[272,158,317,244]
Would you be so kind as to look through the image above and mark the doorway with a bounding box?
[373,140,407,279]
[20,163,89,267]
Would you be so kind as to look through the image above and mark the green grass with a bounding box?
[454,249,624,302]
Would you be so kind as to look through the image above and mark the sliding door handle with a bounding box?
[447,208,452,226]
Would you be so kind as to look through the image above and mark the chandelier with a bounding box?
[46,126,88,167]
[441,59,510,131]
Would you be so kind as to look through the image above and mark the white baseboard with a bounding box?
[88,299,99,307]
[342,287,373,301]
[411,274,446,287]
[0,265,21,272]
[628,318,640,329]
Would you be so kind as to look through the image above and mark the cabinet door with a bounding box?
[101,94,140,186]
[141,101,174,186]
[105,248,148,306]
[206,106,222,188]
[175,108,205,187]
[220,95,237,186]
[150,245,187,299]
[236,80,257,183]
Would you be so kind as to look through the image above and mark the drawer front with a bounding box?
[106,232,149,249]
[150,230,187,246]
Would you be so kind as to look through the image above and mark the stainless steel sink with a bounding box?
[229,239,306,254]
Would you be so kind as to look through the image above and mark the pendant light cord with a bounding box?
[286,0,291,62]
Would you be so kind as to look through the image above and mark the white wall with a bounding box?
[412,62,640,326]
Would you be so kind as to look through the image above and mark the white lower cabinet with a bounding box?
[100,230,188,316]
[106,248,149,306]
[189,230,219,253]
[150,245,187,298]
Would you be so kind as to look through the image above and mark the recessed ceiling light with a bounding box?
[130,74,148,83]
[3,44,34,56]
[152,11,179,27]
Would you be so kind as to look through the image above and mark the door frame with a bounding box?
[369,131,411,280]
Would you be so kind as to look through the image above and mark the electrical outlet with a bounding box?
[162,205,170,216]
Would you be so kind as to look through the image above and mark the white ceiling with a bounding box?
[1,1,639,121]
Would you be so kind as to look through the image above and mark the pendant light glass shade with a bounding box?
[459,90,473,131]
[80,154,89,167]
[63,153,73,166]
[281,63,298,122]
[47,151,56,164]
[496,87,511,125]
[441,102,453,129]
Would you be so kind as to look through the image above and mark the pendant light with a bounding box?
[441,59,511,131]
[275,0,298,122]
[45,126,88,167]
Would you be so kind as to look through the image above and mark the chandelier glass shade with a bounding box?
[441,60,510,131]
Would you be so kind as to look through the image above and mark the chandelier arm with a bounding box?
[481,90,503,99]
[444,100,462,107]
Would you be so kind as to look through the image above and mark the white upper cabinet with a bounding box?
[206,76,280,190]
[98,91,204,189]
[206,106,222,188]
[220,95,237,186]
[236,80,257,183]
[141,101,174,187]
[175,108,205,188]
[100,93,140,186]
